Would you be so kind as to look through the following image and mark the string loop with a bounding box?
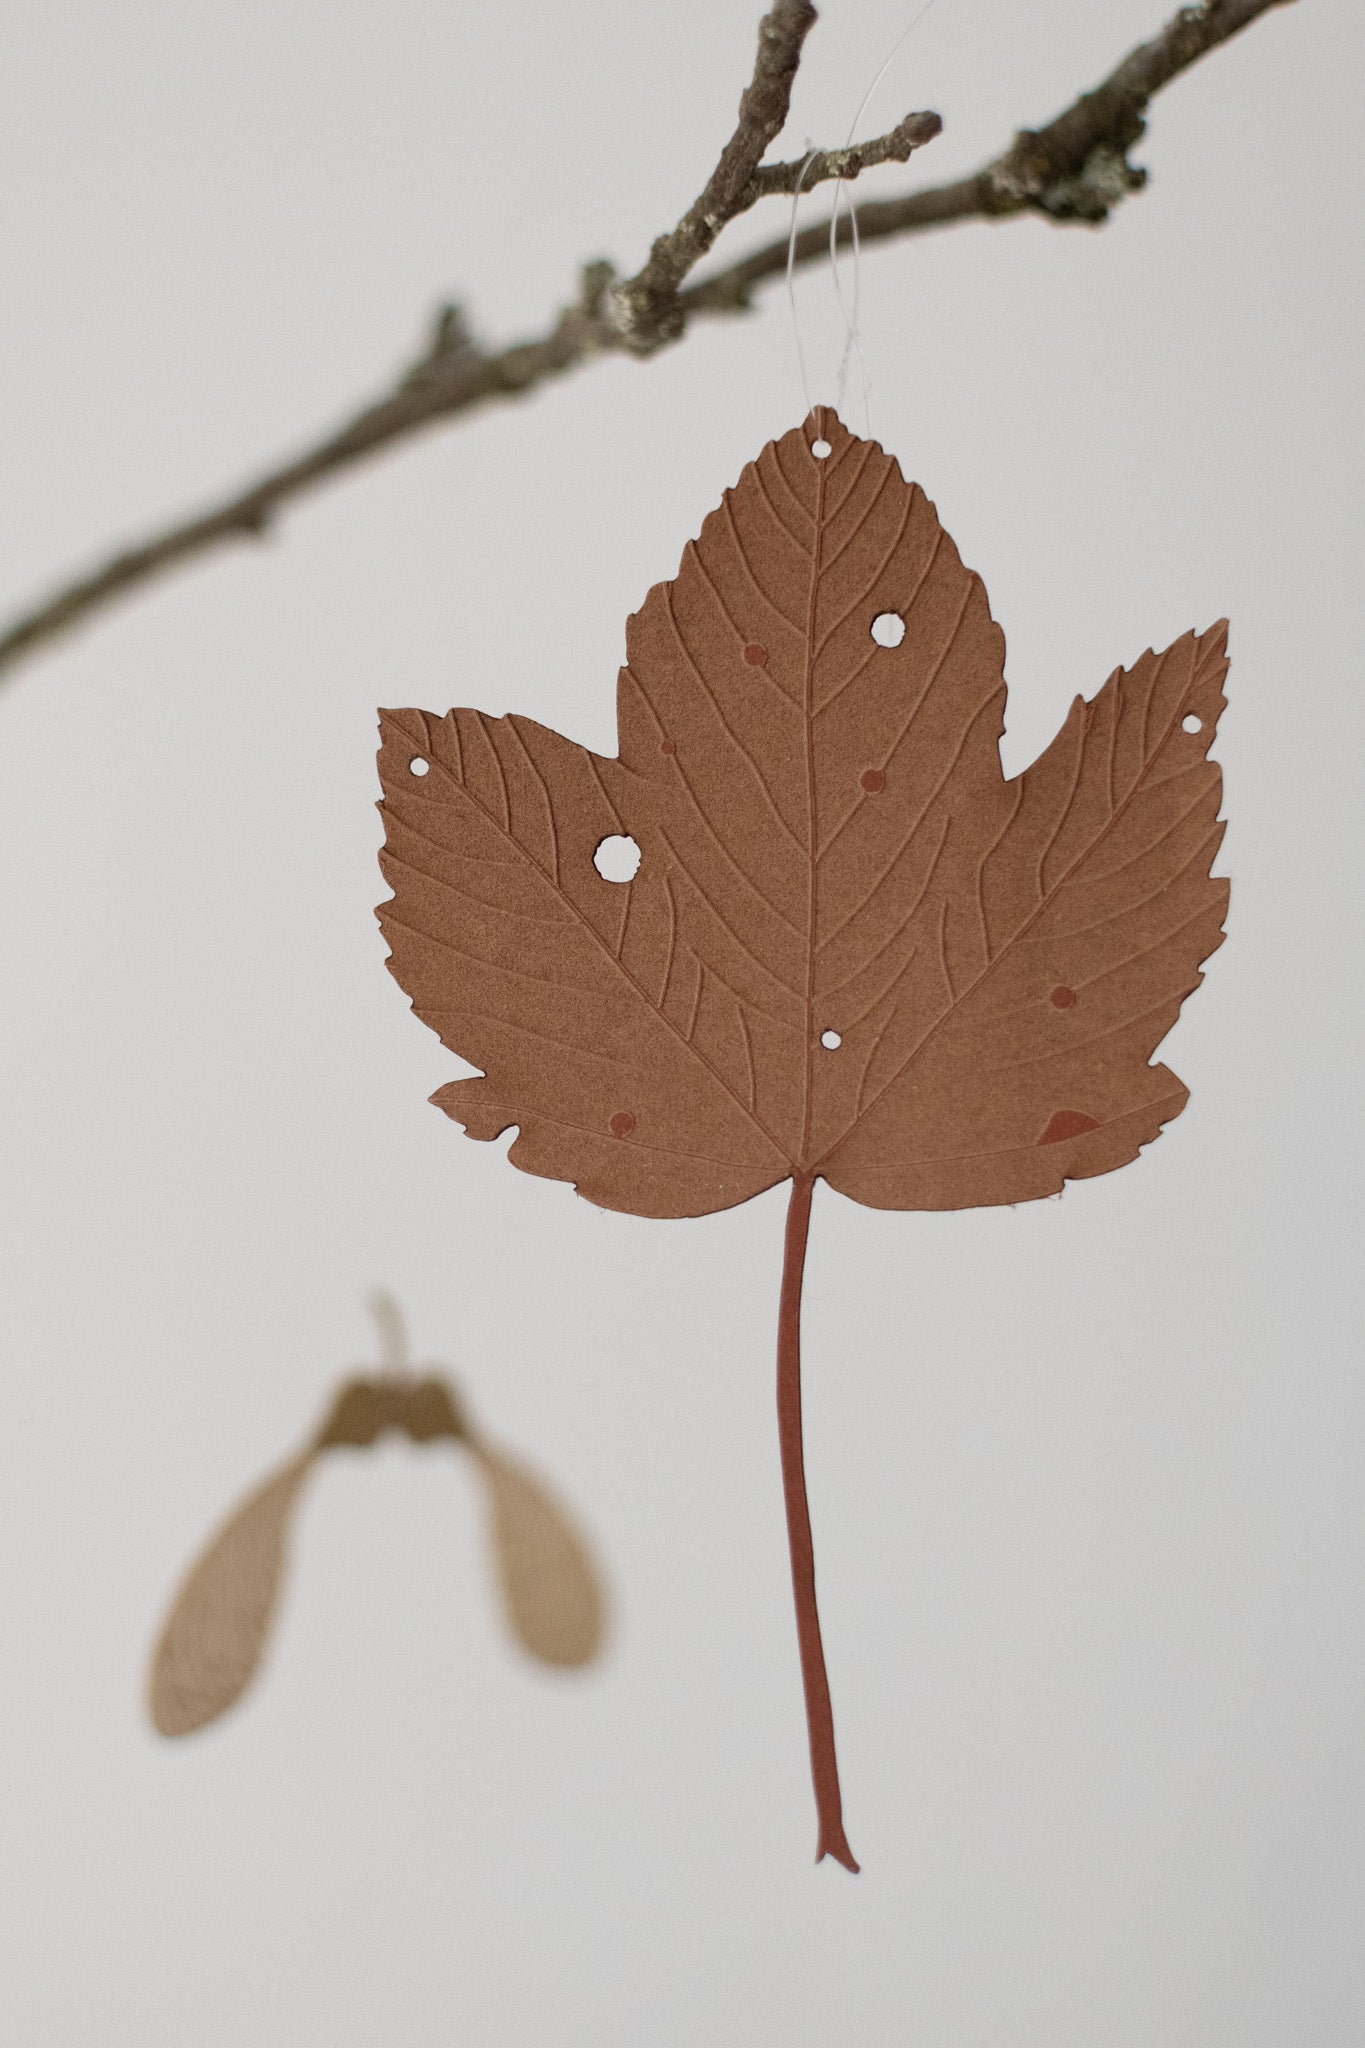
[788,0,948,433]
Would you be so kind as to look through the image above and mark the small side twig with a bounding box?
[749,111,943,203]
[0,0,1298,689]
[603,0,941,353]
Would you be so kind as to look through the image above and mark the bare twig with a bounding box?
[750,110,943,202]
[684,0,1300,311]
[606,0,820,351]
[0,0,1298,687]
[604,0,940,351]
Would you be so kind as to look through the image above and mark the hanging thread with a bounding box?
[786,145,821,424]
[789,0,950,431]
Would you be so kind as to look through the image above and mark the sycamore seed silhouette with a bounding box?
[148,1295,606,1738]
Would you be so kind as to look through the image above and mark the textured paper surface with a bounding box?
[377,412,1228,1219]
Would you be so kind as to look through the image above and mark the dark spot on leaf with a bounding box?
[1038,1109,1100,1146]
[860,768,886,793]
[660,739,676,756]
[1050,985,1077,1009]
[743,643,769,667]
[609,1111,636,1139]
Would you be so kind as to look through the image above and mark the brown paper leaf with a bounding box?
[473,1440,606,1667]
[147,1453,313,1737]
[375,410,1229,1867]
[377,415,1226,1217]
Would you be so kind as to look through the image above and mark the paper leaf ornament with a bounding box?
[376,409,1229,1870]
[148,1301,607,1737]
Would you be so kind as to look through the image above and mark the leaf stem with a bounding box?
[777,1171,858,1874]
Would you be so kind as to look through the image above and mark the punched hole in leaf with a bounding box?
[811,439,832,459]
[871,612,905,649]
[594,834,640,883]
[409,756,430,777]
[820,1030,842,1050]
[1182,714,1203,734]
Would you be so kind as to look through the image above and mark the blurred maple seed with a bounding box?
[146,1293,607,1738]
[376,411,1230,1872]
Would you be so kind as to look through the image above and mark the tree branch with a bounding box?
[0,0,1298,688]
[605,0,820,351]
[683,0,1300,312]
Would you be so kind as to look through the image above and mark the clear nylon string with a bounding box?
[817,0,949,431]
[787,146,820,423]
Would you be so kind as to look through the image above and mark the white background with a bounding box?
[0,2,1360,2041]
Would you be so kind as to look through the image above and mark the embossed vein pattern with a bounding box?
[377,414,1229,1218]
[377,705,788,1217]
[611,414,1016,1174]
[819,619,1230,1207]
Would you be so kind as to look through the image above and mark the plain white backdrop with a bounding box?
[0,2,1360,2042]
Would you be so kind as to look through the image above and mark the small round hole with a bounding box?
[811,439,832,459]
[820,1029,842,1050]
[593,834,640,883]
[409,756,430,776]
[1181,714,1203,734]
[871,612,905,649]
